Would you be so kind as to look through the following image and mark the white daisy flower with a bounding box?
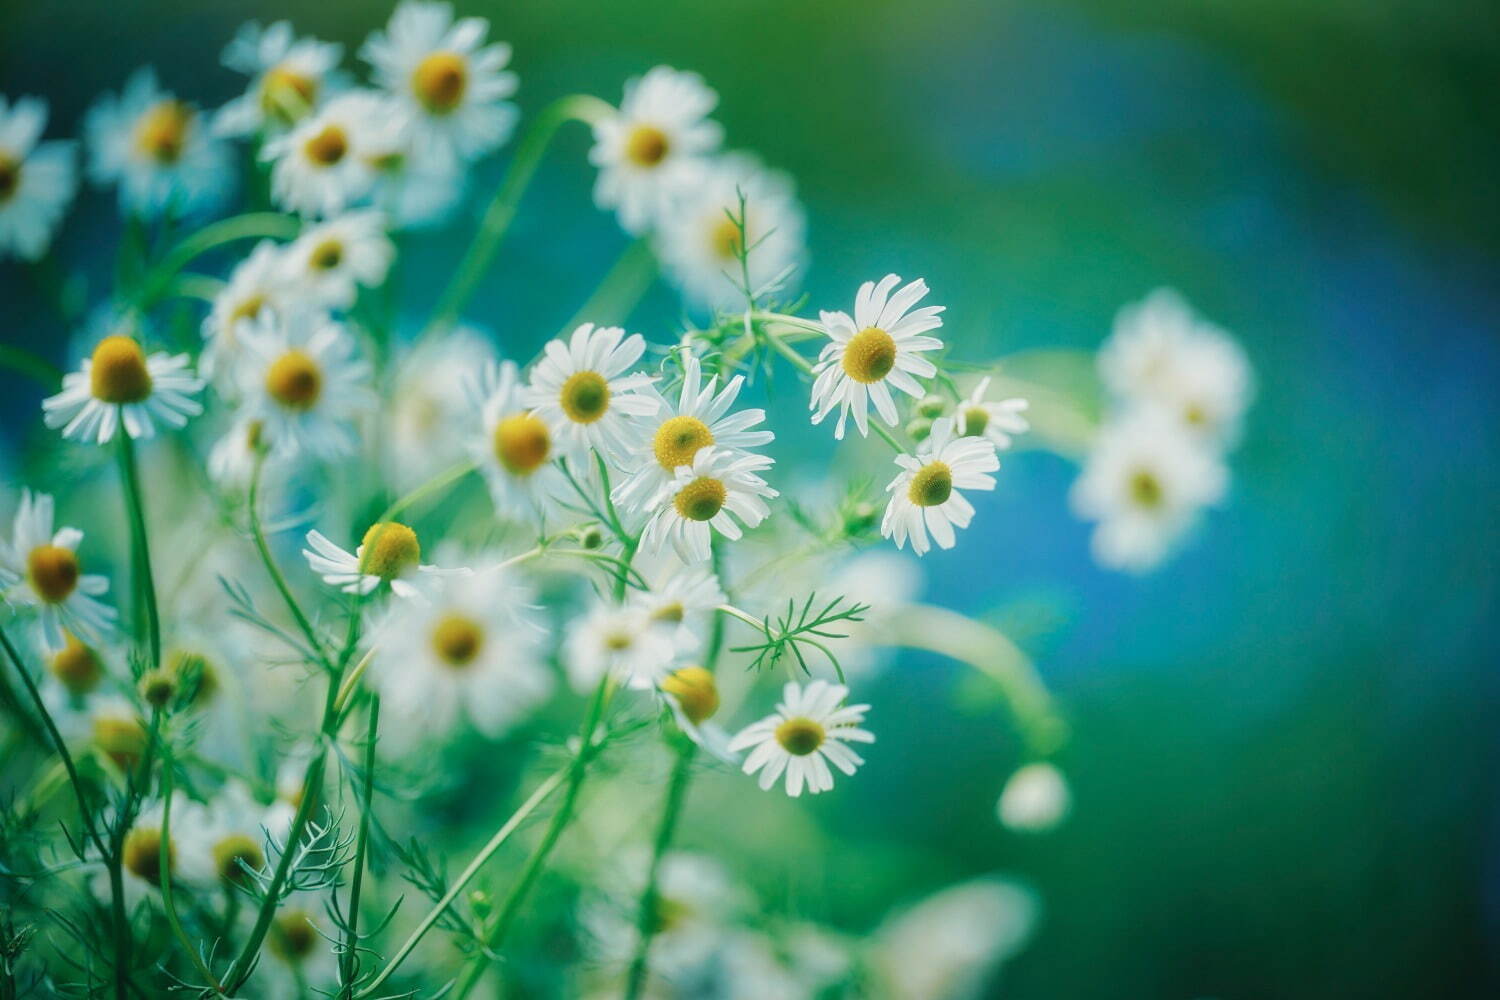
[996,761,1072,833]
[361,0,519,168]
[0,96,77,261]
[590,66,723,234]
[658,665,738,764]
[952,376,1029,450]
[215,20,344,136]
[359,104,467,229]
[201,239,292,379]
[525,323,659,467]
[1069,407,1227,572]
[389,330,493,490]
[262,90,383,217]
[810,274,944,439]
[178,780,272,889]
[873,877,1038,1000]
[303,521,460,600]
[42,334,204,444]
[231,307,373,463]
[278,209,394,309]
[84,68,233,219]
[101,793,215,909]
[370,563,553,744]
[562,602,678,693]
[881,419,999,557]
[1,491,115,653]
[86,696,148,772]
[727,680,873,797]
[629,552,727,655]
[656,152,805,311]
[468,358,567,521]
[639,446,777,564]
[251,889,339,1000]
[45,631,109,700]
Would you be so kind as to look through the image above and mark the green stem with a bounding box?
[107,854,131,1000]
[133,212,300,310]
[159,761,226,993]
[553,238,657,341]
[0,344,63,390]
[117,427,161,666]
[249,453,334,672]
[759,322,815,375]
[340,695,380,993]
[871,422,907,455]
[621,740,696,1000]
[376,459,477,524]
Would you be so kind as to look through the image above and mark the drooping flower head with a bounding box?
[303,520,462,601]
[0,95,77,260]
[43,334,204,444]
[881,419,999,557]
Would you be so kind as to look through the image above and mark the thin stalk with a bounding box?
[553,238,657,340]
[117,428,161,666]
[133,212,300,309]
[339,695,380,992]
[159,762,226,993]
[375,459,477,524]
[249,453,334,672]
[0,344,63,389]
[871,422,907,455]
[621,740,696,1000]
[107,855,131,1000]
[759,323,815,375]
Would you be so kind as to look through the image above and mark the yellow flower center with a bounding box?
[661,666,718,725]
[1129,469,1164,509]
[94,714,147,770]
[907,461,953,507]
[774,716,825,756]
[430,613,484,668]
[229,292,267,327]
[650,601,684,624]
[260,64,318,124]
[0,152,19,203]
[652,895,691,934]
[50,634,102,695]
[603,629,634,652]
[122,826,173,886]
[307,238,343,271]
[213,833,265,887]
[27,544,80,603]
[559,371,610,424]
[709,215,743,260]
[265,349,323,410]
[89,335,153,404]
[134,100,193,164]
[624,124,670,167]
[961,406,989,437]
[1184,402,1208,427]
[167,649,219,709]
[412,50,468,113]
[493,412,552,474]
[269,909,318,961]
[652,415,714,470]
[303,124,348,166]
[841,327,897,384]
[673,477,726,522]
[359,522,421,579]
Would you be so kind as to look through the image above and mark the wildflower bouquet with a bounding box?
[0,3,1253,997]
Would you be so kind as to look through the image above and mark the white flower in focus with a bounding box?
[728,680,873,797]
[873,878,1039,1000]
[951,376,1029,450]
[881,419,998,557]
[0,96,77,261]
[388,330,493,489]
[811,275,943,439]
[85,68,232,219]
[1,491,115,653]
[361,0,519,168]
[201,240,292,380]
[656,152,805,310]
[216,20,344,136]
[997,761,1071,833]
[1070,407,1227,572]
[43,335,204,444]
[279,210,394,309]
[469,358,567,521]
[563,602,677,693]
[640,447,777,564]
[303,521,461,600]
[525,323,659,466]
[590,66,722,234]
[262,90,383,217]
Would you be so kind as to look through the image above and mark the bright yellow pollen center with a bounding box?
[673,477,727,522]
[653,415,714,470]
[90,335,153,403]
[304,124,348,166]
[1129,469,1164,509]
[134,100,193,164]
[560,371,610,423]
[359,522,421,579]
[270,910,318,961]
[412,51,468,113]
[907,461,953,507]
[308,238,343,271]
[0,152,19,203]
[51,634,102,695]
[261,65,318,123]
[122,826,173,885]
[624,124,670,167]
[962,406,989,437]
[774,716,825,756]
[93,714,148,770]
[213,833,265,887]
[841,327,897,384]
[430,613,484,667]
[265,349,323,409]
[661,666,718,725]
[493,412,552,474]
[27,544,79,603]
[710,215,743,260]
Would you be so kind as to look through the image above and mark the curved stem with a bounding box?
[249,453,334,672]
[621,740,696,1000]
[133,212,300,310]
[339,695,380,991]
[117,429,161,666]
[0,344,63,390]
[376,459,477,524]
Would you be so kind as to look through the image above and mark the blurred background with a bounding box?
[2,1,1497,996]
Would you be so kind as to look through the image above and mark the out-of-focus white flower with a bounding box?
[303,521,462,600]
[951,376,1029,450]
[388,329,492,489]
[526,323,659,467]
[216,20,344,136]
[658,665,739,764]
[629,553,727,656]
[361,1,518,168]
[177,780,273,890]
[997,761,1071,833]
[262,90,384,217]
[85,68,233,219]
[656,152,805,311]
[811,275,943,440]
[360,105,467,229]
[882,419,998,557]
[728,680,872,797]
[640,446,777,564]
[824,549,923,679]
[563,602,678,693]
[468,358,566,521]
[1070,407,1227,572]
[99,793,215,910]
[250,889,339,999]
[872,877,1039,1000]
[202,240,293,380]
[590,66,722,234]
[0,96,77,260]
[279,209,394,309]
[0,490,116,652]
[43,335,204,444]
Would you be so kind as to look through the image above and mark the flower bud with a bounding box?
[917,394,947,419]
[906,417,933,442]
[138,668,177,708]
[579,525,604,550]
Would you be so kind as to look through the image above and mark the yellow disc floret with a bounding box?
[661,666,718,724]
[559,371,610,423]
[412,51,468,113]
[307,239,344,271]
[134,100,193,164]
[359,522,421,579]
[493,412,552,474]
[652,415,714,470]
[51,634,103,695]
[261,64,318,124]
[0,152,20,203]
[430,613,484,668]
[774,716,825,756]
[1129,469,1164,509]
[303,124,348,166]
[122,825,172,886]
[265,349,323,410]
[961,406,989,437]
[27,544,80,603]
[269,909,318,961]
[710,215,743,260]
[212,833,265,887]
[907,461,953,508]
[624,124,670,167]
[94,713,148,770]
[673,477,727,522]
[841,327,897,384]
[90,335,154,404]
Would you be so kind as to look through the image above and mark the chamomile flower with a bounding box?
[202,239,291,378]
[263,90,383,217]
[1,491,116,652]
[253,890,339,1000]
[1069,407,1227,572]
[279,210,394,309]
[469,358,567,520]
[361,1,519,168]
[369,564,553,743]
[84,68,232,219]
[232,307,373,462]
[105,794,215,909]
[216,20,344,135]
[179,780,271,889]
[811,275,944,439]
[590,66,722,234]
[658,665,738,764]
[629,553,727,655]
[657,152,805,311]
[87,696,148,772]
[952,376,1029,450]
[728,680,872,797]
[563,602,678,693]
[881,419,999,557]
[360,106,467,229]
[303,521,461,600]
[0,96,77,260]
[42,335,204,444]
[209,417,279,489]
[640,447,777,564]
[46,631,108,700]
[613,355,773,513]
[584,850,745,977]
[389,330,494,490]
[525,323,659,466]
[996,761,1072,833]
